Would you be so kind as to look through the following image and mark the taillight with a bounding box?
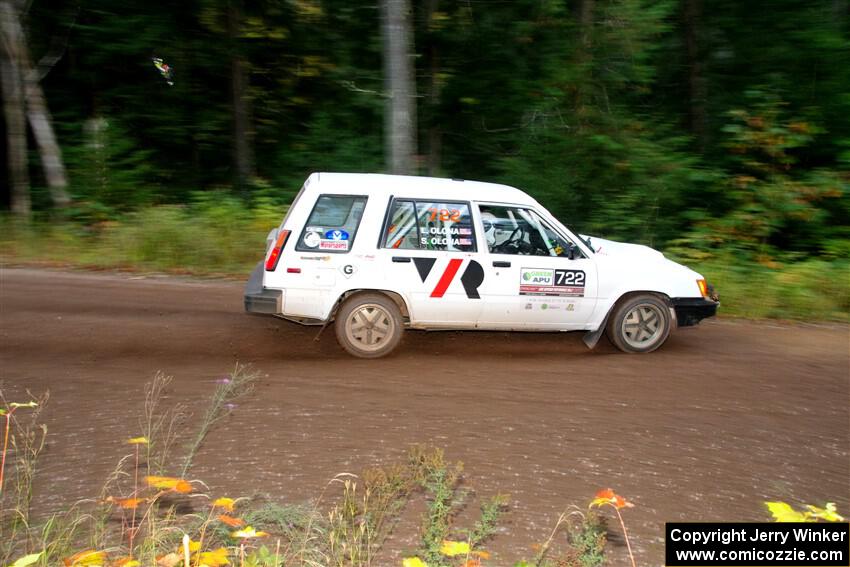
[696,279,709,298]
[265,229,290,271]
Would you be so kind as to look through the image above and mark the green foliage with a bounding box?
[62,117,157,212]
[4,0,849,322]
[411,447,466,566]
[0,196,286,276]
[565,514,606,567]
[467,494,509,549]
[693,256,850,322]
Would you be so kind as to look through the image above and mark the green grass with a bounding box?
[691,256,850,323]
[2,206,848,322]
[0,197,284,277]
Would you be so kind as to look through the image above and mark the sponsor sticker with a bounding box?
[520,268,586,297]
[319,240,349,251]
[303,232,321,248]
[325,229,349,241]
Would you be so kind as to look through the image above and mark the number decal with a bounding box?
[427,208,462,222]
[555,270,585,287]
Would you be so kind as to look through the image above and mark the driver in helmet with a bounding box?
[480,211,499,252]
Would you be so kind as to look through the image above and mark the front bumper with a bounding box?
[671,297,719,327]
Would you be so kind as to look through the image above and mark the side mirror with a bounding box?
[568,243,581,260]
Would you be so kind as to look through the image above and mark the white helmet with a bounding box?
[480,212,498,248]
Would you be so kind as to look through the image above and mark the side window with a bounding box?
[383,200,476,252]
[296,195,367,253]
[385,200,420,250]
[480,205,576,257]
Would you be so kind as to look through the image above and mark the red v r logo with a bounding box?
[430,258,463,298]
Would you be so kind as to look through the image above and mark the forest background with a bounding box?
[1,0,848,320]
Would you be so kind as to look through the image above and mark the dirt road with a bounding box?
[1,268,848,564]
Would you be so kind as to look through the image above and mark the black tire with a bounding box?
[606,294,672,353]
[334,293,404,358]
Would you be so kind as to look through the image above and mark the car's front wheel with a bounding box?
[606,294,672,353]
[335,293,404,358]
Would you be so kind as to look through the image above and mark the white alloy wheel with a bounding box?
[606,294,672,353]
[335,293,404,358]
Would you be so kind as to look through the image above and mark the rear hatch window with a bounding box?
[296,195,368,253]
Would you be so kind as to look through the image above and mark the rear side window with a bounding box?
[296,195,367,253]
[384,200,475,252]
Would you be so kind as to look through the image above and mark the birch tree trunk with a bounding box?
[24,65,72,206]
[2,0,71,209]
[380,0,417,175]
[0,0,30,216]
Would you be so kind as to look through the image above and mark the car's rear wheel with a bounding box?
[606,294,672,353]
[335,293,404,358]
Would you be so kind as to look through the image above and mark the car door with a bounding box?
[474,203,598,330]
[377,198,485,328]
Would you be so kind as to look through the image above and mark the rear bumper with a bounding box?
[244,260,282,315]
[671,297,719,327]
[244,288,282,315]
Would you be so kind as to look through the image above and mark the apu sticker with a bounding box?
[519,268,585,297]
[325,229,349,241]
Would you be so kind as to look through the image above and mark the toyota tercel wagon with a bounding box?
[245,173,718,358]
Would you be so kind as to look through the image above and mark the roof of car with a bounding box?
[306,172,538,206]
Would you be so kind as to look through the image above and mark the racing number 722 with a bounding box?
[427,208,461,222]
[555,269,586,287]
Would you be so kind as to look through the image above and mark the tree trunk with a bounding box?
[579,0,594,49]
[424,0,441,176]
[228,0,255,190]
[380,0,417,175]
[0,0,30,216]
[574,0,595,126]
[684,0,706,151]
[24,67,72,207]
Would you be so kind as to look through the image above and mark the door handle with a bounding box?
[392,256,411,263]
[493,261,511,267]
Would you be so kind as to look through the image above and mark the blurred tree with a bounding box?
[381,0,417,174]
[228,0,255,189]
[1,0,72,215]
[0,0,30,216]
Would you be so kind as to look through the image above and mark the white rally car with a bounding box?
[245,173,718,358]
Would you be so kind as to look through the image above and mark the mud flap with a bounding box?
[245,261,264,295]
[582,309,613,349]
[314,296,342,341]
[244,262,282,314]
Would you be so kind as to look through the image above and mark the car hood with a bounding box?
[580,235,666,260]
